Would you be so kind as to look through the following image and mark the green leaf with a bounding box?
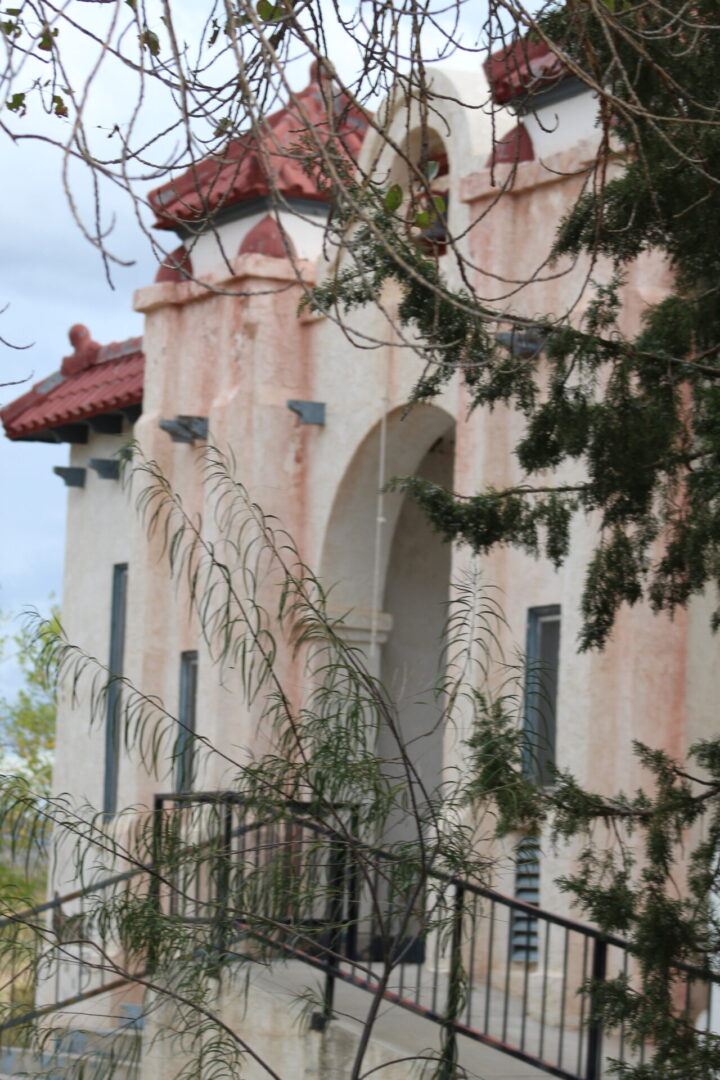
[140,27,160,56]
[6,91,25,114]
[415,210,431,229]
[256,0,285,20]
[433,195,446,215]
[37,26,57,51]
[384,184,404,214]
[51,93,68,118]
[427,160,439,182]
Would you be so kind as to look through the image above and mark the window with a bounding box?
[175,651,198,792]
[103,564,128,817]
[511,607,560,962]
[524,605,561,788]
[512,836,540,963]
[418,152,449,253]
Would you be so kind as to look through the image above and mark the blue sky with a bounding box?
[0,135,156,697]
[0,0,515,698]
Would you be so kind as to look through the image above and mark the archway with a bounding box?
[319,402,456,816]
[378,430,454,807]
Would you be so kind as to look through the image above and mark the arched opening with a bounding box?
[378,431,455,811]
[319,403,456,826]
[387,127,450,253]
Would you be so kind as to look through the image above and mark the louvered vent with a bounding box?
[512,837,540,963]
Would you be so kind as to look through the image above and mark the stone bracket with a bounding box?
[53,466,86,488]
[287,400,325,426]
[88,458,121,480]
[159,415,209,443]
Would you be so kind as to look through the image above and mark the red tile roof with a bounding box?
[484,38,570,106]
[1,325,144,441]
[149,62,369,231]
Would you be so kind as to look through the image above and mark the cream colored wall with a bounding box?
[523,87,600,159]
[127,265,464,799]
[459,133,687,910]
[50,71,695,936]
[52,429,134,847]
[186,206,329,276]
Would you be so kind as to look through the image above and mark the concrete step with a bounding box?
[0,1005,142,1079]
[0,1045,139,1080]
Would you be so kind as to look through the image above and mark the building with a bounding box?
[2,43,715,1080]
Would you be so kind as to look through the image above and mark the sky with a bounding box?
[0,1,163,693]
[0,138,156,694]
[0,1,246,693]
[0,0,533,697]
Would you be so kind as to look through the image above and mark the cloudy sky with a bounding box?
[0,1,264,692]
[0,0,519,697]
[1,135,157,695]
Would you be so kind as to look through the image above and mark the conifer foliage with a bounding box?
[468,711,720,1079]
[307,2,720,649]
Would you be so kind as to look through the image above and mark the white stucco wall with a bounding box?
[53,428,134,827]
[45,66,698,958]
[185,206,329,277]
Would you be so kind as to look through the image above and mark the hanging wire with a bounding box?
[369,398,389,660]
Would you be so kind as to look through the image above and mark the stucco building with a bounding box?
[2,43,715,1080]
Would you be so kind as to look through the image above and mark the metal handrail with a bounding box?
[2,792,718,1080]
[0,866,148,931]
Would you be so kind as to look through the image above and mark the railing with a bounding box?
[0,868,146,1033]
[2,791,719,1080]
[153,791,720,1080]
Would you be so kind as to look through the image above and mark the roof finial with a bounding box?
[62,324,100,376]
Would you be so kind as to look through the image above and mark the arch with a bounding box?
[358,68,502,185]
[319,400,456,843]
[315,67,515,288]
[378,428,455,802]
[386,125,450,189]
[319,402,455,622]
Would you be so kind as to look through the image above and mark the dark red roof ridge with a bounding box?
[97,335,143,363]
[484,36,571,106]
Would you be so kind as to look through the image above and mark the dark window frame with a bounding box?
[523,604,561,788]
[103,563,128,818]
[175,651,198,793]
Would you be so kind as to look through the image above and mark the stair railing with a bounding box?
[1,790,718,1080]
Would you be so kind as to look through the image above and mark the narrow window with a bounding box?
[512,836,540,963]
[103,563,128,817]
[524,605,561,787]
[175,651,198,792]
[511,607,561,961]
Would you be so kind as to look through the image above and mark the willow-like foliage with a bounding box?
[0,445,529,1080]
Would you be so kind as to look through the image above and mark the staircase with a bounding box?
[0,792,716,1080]
[0,1006,142,1080]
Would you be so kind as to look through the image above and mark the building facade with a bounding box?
[3,48,716,1078]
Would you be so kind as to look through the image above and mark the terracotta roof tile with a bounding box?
[2,328,144,441]
[484,38,570,106]
[149,63,369,231]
